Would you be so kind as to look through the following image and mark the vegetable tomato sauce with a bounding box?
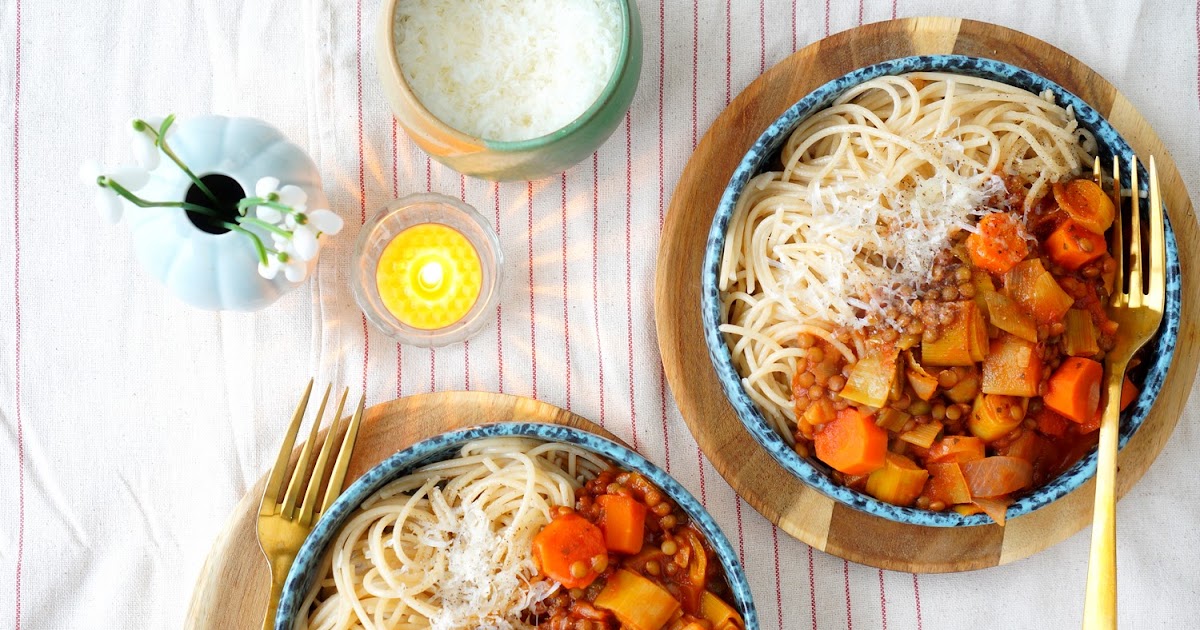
[790,176,1137,524]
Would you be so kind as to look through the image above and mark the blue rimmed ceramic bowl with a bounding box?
[273,422,759,629]
[700,55,1182,528]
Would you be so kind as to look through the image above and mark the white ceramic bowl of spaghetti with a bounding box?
[274,423,758,629]
[701,56,1180,527]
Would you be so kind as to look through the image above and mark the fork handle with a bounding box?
[261,554,292,630]
[1082,370,1123,630]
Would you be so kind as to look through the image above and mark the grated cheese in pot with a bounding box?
[393,0,622,142]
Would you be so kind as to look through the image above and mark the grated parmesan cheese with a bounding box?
[393,0,622,142]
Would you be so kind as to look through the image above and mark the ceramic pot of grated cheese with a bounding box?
[376,0,642,182]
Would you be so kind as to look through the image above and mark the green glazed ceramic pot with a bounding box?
[375,0,642,182]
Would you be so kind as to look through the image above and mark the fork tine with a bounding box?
[1110,156,1124,303]
[1147,156,1166,310]
[1128,156,1143,307]
[321,392,366,515]
[299,387,349,526]
[281,383,331,520]
[259,379,313,517]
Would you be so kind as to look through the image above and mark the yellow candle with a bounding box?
[376,224,482,330]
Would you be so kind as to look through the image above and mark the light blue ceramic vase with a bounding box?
[124,116,329,311]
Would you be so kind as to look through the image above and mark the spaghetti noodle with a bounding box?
[718,72,1095,439]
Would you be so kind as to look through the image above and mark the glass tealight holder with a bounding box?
[352,193,503,347]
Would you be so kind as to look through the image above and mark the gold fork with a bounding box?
[257,380,366,630]
[1081,156,1165,629]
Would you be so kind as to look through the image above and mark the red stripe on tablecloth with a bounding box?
[879,569,888,629]
[772,527,784,629]
[691,0,706,505]
[356,0,369,394]
[428,159,436,394]
[759,0,766,73]
[808,545,818,630]
[824,0,831,36]
[11,0,25,626]
[528,181,539,399]
[913,573,924,629]
[656,0,670,472]
[494,182,506,394]
[724,0,732,104]
[843,560,854,630]
[461,174,470,391]
[561,173,571,409]
[858,0,864,25]
[623,114,638,450]
[392,120,403,398]
[590,154,605,426]
[891,0,898,19]
[792,0,798,52]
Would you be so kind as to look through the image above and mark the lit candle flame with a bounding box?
[418,260,444,291]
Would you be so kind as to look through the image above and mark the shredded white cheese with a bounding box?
[393,0,622,142]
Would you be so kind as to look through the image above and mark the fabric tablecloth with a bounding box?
[2,0,1198,628]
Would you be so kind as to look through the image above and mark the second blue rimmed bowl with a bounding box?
[274,422,759,628]
[700,55,1182,528]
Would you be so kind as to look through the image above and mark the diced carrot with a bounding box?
[1045,220,1106,271]
[1043,357,1103,423]
[1120,376,1138,411]
[532,512,607,589]
[926,462,972,505]
[1052,179,1116,234]
[981,334,1042,397]
[972,496,1014,526]
[967,213,1030,275]
[927,436,986,464]
[597,494,648,555]
[961,456,1034,498]
[814,408,888,476]
[1033,407,1069,437]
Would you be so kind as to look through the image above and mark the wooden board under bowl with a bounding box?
[654,16,1198,573]
[184,392,618,630]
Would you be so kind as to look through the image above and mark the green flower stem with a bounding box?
[227,224,269,265]
[102,178,220,216]
[236,216,293,238]
[133,117,220,208]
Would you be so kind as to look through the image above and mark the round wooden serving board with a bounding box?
[185,392,618,630]
[655,16,1199,573]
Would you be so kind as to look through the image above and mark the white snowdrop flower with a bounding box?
[277,184,307,208]
[130,124,161,170]
[256,205,283,224]
[283,255,308,282]
[255,176,281,198]
[95,187,123,224]
[284,206,304,230]
[307,209,344,235]
[258,255,282,280]
[109,165,150,191]
[292,225,319,261]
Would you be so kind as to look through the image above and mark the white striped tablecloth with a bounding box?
[2,0,1199,628]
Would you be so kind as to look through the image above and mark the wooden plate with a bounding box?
[184,392,617,630]
[654,16,1198,573]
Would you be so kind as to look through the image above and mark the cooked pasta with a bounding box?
[298,437,608,630]
[718,72,1095,439]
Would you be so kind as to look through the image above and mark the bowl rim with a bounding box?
[699,54,1182,527]
[377,0,637,150]
[274,422,760,629]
